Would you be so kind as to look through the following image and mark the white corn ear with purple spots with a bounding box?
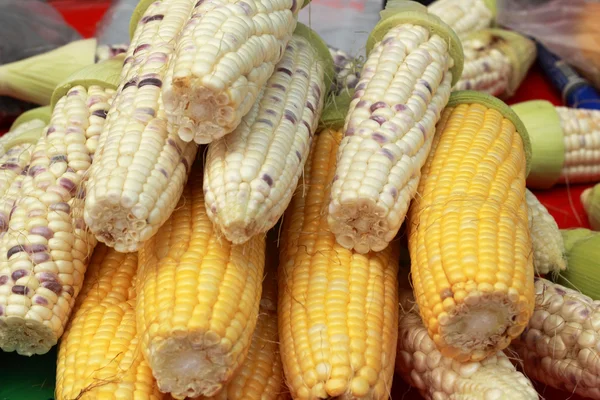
[511,278,600,399]
[327,24,453,254]
[84,0,199,253]
[328,46,362,95]
[203,34,325,244]
[161,0,299,144]
[427,0,494,39]
[0,85,114,356]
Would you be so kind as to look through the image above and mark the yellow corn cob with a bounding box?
[582,184,600,230]
[203,23,333,244]
[427,0,496,39]
[161,0,301,144]
[525,189,567,276]
[512,277,600,399]
[395,287,538,400]
[0,59,121,356]
[327,1,463,253]
[407,91,534,362]
[197,234,287,400]
[136,160,266,399]
[455,29,536,99]
[512,100,600,188]
[278,115,400,399]
[83,0,199,252]
[55,244,165,400]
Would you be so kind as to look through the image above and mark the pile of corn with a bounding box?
[1,0,600,399]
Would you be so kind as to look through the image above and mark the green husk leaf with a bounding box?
[367,0,464,86]
[301,0,312,9]
[582,184,600,231]
[0,39,97,106]
[510,100,564,189]
[561,228,596,253]
[129,0,159,40]
[0,127,45,153]
[9,106,52,131]
[293,23,336,96]
[319,89,354,131]
[447,91,532,176]
[482,0,497,21]
[556,229,600,300]
[50,56,124,110]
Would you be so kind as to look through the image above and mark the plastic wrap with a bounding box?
[95,0,139,46]
[497,0,600,90]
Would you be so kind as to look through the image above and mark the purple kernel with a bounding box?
[34,296,48,306]
[296,69,309,79]
[370,102,387,112]
[270,96,281,103]
[420,80,432,93]
[194,0,204,7]
[262,174,273,187]
[49,202,71,214]
[7,245,24,258]
[238,1,252,14]
[356,82,366,91]
[291,0,297,11]
[59,178,77,195]
[302,120,312,136]
[46,126,56,135]
[133,44,150,55]
[0,276,7,285]
[9,206,16,220]
[312,84,321,98]
[12,285,29,295]
[382,36,394,45]
[352,91,362,100]
[257,118,273,127]
[67,90,79,97]
[296,150,302,160]
[356,100,368,108]
[272,83,286,91]
[306,102,315,113]
[284,110,297,124]
[0,163,19,171]
[381,148,394,160]
[32,252,51,264]
[417,123,426,135]
[266,109,277,116]
[394,104,407,112]
[123,79,137,90]
[123,56,133,64]
[65,286,74,297]
[11,270,29,281]
[138,107,156,117]
[580,308,590,318]
[167,138,182,155]
[277,67,292,76]
[50,155,67,164]
[370,116,386,126]
[38,272,59,283]
[139,78,162,88]
[390,187,398,198]
[345,128,355,137]
[92,109,108,119]
[142,14,164,23]
[42,281,62,295]
[159,168,168,178]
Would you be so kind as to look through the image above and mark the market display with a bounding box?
[0,0,599,399]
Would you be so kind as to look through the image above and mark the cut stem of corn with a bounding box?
[136,160,266,399]
[455,29,536,99]
[511,277,600,399]
[512,100,600,188]
[407,91,534,362]
[556,228,600,300]
[278,117,400,399]
[582,184,600,230]
[161,0,300,144]
[427,0,496,39]
[203,23,332,244]
[83,0,199,252]
[0,58,121,355]
[395,286,538,400]
[327,0,464,253]
[526,189,566,276]
[0,39,97,106]
[55,244,165,400]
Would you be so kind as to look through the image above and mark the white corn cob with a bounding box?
[84,0,199,252]
[161,0,300,144]
[427,0,495,39]
[525,189,566,275]
[328,46,362,94]
[512,277,600,399]
[0,83,115,355]
[455,38,510,96]
[204,25,329,243]
[556,106,600,184]
[396,289,538,400]
[328,6,463,253]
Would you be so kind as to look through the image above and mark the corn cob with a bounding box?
[55,244,165,400]
[203,23,333,244]
[427,0,496,39]
[555,228,600,300]
[455,29,536,99]
[582,183,600,230]
[526,189,567,276]
[327,1,463,254]
[328,46,362,95]
[512,277,600,399]
[136,160,266,399]
[395,286,538,400]
[0,59,121,356]
[161,0,301,144]
[512,100,600,188]
[278,109,400,399]
[197,233,286,400]
[407,91,534,362]
[83,0,199,253]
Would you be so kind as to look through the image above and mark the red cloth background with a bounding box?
[18,2,594,398]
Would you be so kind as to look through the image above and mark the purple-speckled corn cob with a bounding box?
[328,46,362,94]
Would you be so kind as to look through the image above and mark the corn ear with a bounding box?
[0,39,97,106]
[582,184,600,230]
[556,228,600,300]
[427,0,496,39]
